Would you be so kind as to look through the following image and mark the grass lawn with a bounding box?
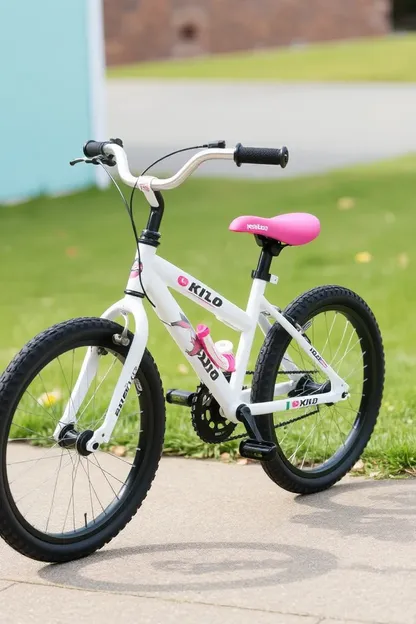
[1,155,416,475]
[108,34,416,82]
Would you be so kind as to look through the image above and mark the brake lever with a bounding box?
[69,157,88,166]
[69,155,116,167]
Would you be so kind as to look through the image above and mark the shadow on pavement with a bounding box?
[38,541,337,594]
[292,477,416,543]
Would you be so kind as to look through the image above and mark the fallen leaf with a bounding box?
[355,251,372,264]
[237,458,249,465]
[110,445,126,457]
[352,459,364,472]
[220,452,230,462]
[178,363,189,374]
[65,246,78,258]
[397,253,409,269]
[337,197,355,210]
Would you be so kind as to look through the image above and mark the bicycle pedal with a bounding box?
[239,439,277,462]
[166,389,195,407]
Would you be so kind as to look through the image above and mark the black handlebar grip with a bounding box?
[234,143,289,168]
[83,140,109,158]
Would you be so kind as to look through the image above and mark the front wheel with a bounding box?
[252,286,384,494]
[0,318,165,562]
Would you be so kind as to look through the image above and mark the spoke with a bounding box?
[91,456,125,485]
[8,443,60,485]
[57,355,78,425]
[321,312,337,359]
[45,449,65,532]
[91,454,121,496]
[106,452,134,466]
[344,360,367,383]
[289,414,319,464]
[14,453,74,505]
[78,456,106,515]
[92,358,98,428]
[331,406,349,449]
[300,409,321,469]
[8,454,64,466]
[8,436,53,443]
[86,456,95,524]
[15,406,58,424]
[322,414,332,461]
[77,357,117,423]
[37,371,59,422]
[333,335,362,372]
[62,453,81,533]
[329,317,349,368]
[291,342,309,379]
[23,389,56,424]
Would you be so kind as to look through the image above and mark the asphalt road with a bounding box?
[107,80,416,179]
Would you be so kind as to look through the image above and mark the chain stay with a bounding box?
[225,408,320,442]
[225,368,320,443]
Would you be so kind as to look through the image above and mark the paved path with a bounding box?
[1,453,416,624]
[107,81,416,179]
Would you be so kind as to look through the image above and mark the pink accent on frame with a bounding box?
[130,261,143,278]
[196,324,236,373]
[229,213,321,246]
[178,275,189,287]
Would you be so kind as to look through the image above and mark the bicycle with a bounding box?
[0,139,384,563]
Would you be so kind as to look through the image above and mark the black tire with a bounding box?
[252,286,384,494]
[0,318,165,562]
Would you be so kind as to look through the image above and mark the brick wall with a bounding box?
[104,0,391,66]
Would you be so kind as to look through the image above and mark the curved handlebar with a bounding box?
[80,140,289,192]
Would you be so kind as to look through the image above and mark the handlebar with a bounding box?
[78,139,289,192]
[234,143,289,168]
[83,140,109,158]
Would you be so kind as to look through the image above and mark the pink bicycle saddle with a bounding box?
[229,213,320,246]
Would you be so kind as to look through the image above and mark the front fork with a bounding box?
[53,294,148,452]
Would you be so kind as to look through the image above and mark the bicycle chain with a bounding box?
[224,369,320,443]
[225,408,320,442]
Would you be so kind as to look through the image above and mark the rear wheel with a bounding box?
[252,286,384,494]
[0,318,165,562]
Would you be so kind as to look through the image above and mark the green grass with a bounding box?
[108,35,416,82]
[1,154,416,475]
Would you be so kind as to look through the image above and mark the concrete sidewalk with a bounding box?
[1,456,415,624]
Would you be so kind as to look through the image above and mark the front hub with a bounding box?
[58,425,97,456]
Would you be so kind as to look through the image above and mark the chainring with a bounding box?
[191,384,237,443]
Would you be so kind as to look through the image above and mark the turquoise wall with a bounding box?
[0,0,96,203]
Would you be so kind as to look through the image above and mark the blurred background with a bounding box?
[0,0,416,471]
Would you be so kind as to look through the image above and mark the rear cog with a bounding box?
[191,383,237,443]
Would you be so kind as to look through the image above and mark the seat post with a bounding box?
[251,237,285,282]
[252,248,273,282]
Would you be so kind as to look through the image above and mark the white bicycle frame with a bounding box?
[54,144,349,452]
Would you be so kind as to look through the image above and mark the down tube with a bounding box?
[147,274,240,422]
